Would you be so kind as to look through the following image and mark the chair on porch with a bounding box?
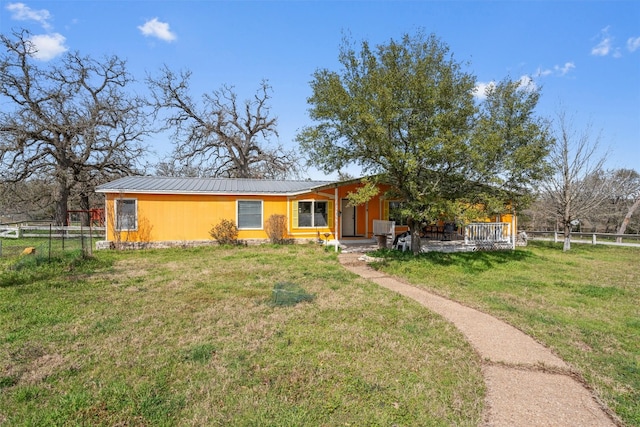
[442,223,456,241]
[392,231,411,251]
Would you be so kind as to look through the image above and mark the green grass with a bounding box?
[371,241,640,426]
[0,241,484,426]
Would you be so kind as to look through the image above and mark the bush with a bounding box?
[265,214,290,244]
[209,219,239,245]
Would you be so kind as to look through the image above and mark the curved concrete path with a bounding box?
[338,253,619,427]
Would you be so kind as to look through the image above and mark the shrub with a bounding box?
[265,214,290,244]
[209,219,239,245]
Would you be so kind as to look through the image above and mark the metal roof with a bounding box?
[95,176,337,196]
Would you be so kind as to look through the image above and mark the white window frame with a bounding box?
[115,198,138,231]
[237,200,263,230]
[297,200,328,228]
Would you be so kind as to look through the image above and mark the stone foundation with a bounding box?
[95,238,317,250]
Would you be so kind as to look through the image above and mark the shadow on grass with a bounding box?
[371,247,535,274]
[0,252,113,288]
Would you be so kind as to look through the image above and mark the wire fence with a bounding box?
[0,224,104,267]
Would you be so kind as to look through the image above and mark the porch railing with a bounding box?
[464,222,512,245]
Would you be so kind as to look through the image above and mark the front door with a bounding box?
[341,199,356,236]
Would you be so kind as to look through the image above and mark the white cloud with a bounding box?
[473,75,536,100]
[627,36,640,52]
[138,18,177,42]
[7,2,66,60]
[6,2,52,30]
[535,67,553,77]
[29,33,68,61]
[556,62,575,76]
[591,26,613,56]
[473,81,495,100]
[536,62,575,78]
[517,75,537,91]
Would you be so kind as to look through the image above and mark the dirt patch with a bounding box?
[21,353,66,384]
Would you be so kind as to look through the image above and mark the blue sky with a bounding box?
[1,0,639,180]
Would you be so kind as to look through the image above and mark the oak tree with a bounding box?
[298,32,553,253]
[148,67,300,179]
[0,30,148,225]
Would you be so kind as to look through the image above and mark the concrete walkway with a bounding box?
[338,253,619,427]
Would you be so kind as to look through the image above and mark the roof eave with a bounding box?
[95,188,330,197]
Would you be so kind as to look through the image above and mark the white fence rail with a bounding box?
[0,225,105,239]
[526,231,640,247]
[0,227,19,238]
[464,222,512,245]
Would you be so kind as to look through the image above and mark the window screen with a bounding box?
[238,200,262,229]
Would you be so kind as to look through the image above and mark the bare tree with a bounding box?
[147,66,301,179]
[154,160,201,178]
[522,168,640,238]
[0,178,55,221]
[0,30,149,225]
[611,169,640,237]
[541,111,609,251]
[577,168,640,234]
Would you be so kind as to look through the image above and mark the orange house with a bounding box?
[95,176,412,246]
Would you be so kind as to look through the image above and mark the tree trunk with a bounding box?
[616,197,640,242]
[79,194,91,226]
[409,218,422,255]
[563,222,571,252]
[54,185,69,226]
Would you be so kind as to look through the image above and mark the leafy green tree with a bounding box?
[297,31,553,253]
[472,78,553,199]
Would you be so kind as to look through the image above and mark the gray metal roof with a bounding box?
[95,176,337,195]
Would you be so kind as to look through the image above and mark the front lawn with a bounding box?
[0,243,484,426]
[371,241,639,426]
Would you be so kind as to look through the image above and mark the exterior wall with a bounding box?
[101,182,515,244]
[104,193,288,242]
[477,212,517,230]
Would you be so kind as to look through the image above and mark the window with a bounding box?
[237,200,263,229]
[388,201,408,226]
[297,200,328,227]
[115,199,137,230]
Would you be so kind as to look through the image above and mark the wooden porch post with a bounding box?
[512,207,516,250]
[335,187,339,252]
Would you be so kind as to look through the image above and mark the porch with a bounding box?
[336,222,514,253]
